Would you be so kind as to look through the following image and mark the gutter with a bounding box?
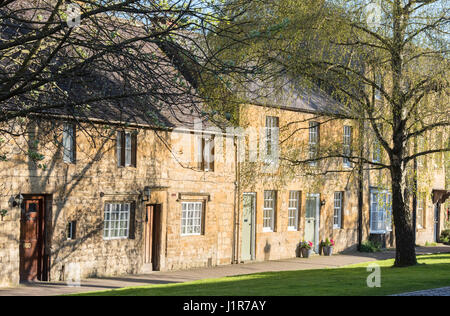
[26,112,238,137]
[231,134,240,264]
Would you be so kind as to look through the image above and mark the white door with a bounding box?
[305,194,320,252]
[241,193,256,261]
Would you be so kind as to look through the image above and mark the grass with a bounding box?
[423,242,439,247]
[70,253,450,296]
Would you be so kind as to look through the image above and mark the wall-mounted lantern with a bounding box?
[9,193,24,208]
[320,199,326,207]
[141,186,151,202]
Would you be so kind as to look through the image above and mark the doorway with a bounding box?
[305,194,320,253]
[241,193,256,261]
[144,204,162,271]
[434,202,441,243]
[19,196,46,282]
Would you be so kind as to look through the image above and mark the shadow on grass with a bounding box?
[73,254,450,297]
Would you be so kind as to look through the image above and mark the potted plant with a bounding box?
[321,238,335,256]
[0,209,7,221]
[299,240,313,258]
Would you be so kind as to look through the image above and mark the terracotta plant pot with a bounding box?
[301,248,312,258]
[322,246,333,256]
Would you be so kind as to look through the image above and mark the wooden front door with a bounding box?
[144,204,162,271]
[20,197,45,282]
[434,202,441,242]
[241,193,256,261]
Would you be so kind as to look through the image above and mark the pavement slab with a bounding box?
[392,287,450,296]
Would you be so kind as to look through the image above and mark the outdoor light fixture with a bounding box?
[142,186,151,202]
[11,193,24,208]
[320,199,326,206]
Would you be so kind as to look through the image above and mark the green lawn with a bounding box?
[71,253,450,296]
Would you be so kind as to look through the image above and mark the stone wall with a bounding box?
[0,121,237,286]
[237,104,362,261]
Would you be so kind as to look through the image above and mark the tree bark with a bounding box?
[391,162,417,267]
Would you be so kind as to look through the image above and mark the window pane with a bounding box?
[334,192,342,228]
[263,190,276,230]
[125,133,132,166]
[288,191,299,230]
[63,124,75,163]
[103,202,130,239]
[117,132,123,166]
[309,122,319,165]
[181,202,203,235]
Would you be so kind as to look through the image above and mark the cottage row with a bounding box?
[0,95,447,287]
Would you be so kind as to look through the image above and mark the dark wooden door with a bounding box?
[434,203,441,242]
[20,197,45,282]
[151,205,162,271]
[144,205,162,271]
[144,205,153,265]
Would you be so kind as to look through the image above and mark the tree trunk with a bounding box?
[389,0,416,267]
[391,163,417,267]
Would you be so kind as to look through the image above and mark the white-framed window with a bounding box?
[308,121,319,166]
[375,73,383,100]
[265,116,279,159]
[117,131,137,167]
[125,132,132,166]
[370,189,392,234]
[417,136,425,167]
[181,201,203,236]
[197,134,215,172]
[334,192,343,229]
[417,193,425,229]
[263,190,276,232]
[372,139,381,163]
[434,132,443,169]
[103,202,131,239]
[288,191,300,231]
[63,123,76,163]
[343,126,352,168]
[66,221,76,240]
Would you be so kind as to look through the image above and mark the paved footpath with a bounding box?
[1,246,449,296]
[392,287,450,296]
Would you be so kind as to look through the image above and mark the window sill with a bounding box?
[103,237,129,241]
[262,228,274,233]
[370,230,387,234]
[287,227,298,232]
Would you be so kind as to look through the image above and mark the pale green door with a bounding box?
[305,194,320,252]
[241,193,256,261]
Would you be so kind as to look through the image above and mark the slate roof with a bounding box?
[0,2,214,131]
[244,77,350,117]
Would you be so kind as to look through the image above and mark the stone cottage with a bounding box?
[0,80,448,287]
[0,7,448,288]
